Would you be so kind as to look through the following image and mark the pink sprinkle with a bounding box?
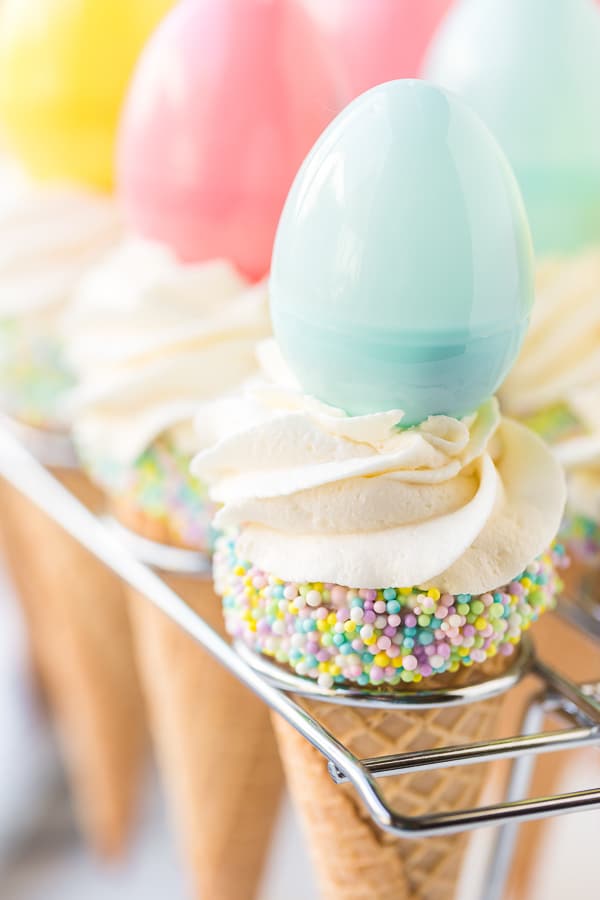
[370,666,384,681]
[463,625,476,637]
[500,644,515,656]
[419,664,433,677]
[383,626,396,638]
[253,575,267,589]
[337,608,350,622]
[316,607,328,620]
[363,610,376,624]
[436,605,448,619]
[405,614,417,628]
[374,600,387,614]
[365,589,378,602]
[388,614,401,627]
[441,593,454,607]
[331,586,347,605]
[403,655,418,671]
[387,645,400,658]
[437,643,451,658]
[385,666,396,678]
[377,636,392,651]
[352,639,364,651]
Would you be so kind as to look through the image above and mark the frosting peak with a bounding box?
[193,389,565,594]
[64,239,271,466]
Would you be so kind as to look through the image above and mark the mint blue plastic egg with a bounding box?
[425,0,600,255]
[270,80,533,423]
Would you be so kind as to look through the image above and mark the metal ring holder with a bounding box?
[559,588,600,640]
[0,424,598,897]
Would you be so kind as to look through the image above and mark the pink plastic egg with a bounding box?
[118,0,343,281]
[324,0,453,98]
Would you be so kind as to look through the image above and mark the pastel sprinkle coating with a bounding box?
[86,438,215,551]
[215,534,566,690]
[524,401,589,446]
[560,514,600,564]
[524,405,600,563]
[0,318,74,427]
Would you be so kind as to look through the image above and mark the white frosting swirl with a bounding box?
[501,252,600,420]
[64,239,271,466]
[500,251,600,520]
[0,168,121,320]
[193,388,565,594]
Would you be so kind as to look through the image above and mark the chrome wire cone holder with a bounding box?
[559,587,600,640]
[0,424,599,851]
[0,410,78,469]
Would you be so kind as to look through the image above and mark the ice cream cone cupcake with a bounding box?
[195,81,567,900]
[0,0,175,856]
[64,0,343,895]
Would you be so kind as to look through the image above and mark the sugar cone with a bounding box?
[272,658,509,900]
[118,506,284,900]
[0,469,147,857]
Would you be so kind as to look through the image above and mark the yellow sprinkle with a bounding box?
[344,621,357,633]
[475,617,487,631]
[521,577,532,590]
[327,613,337,626]
[392,657,403,668]
[413,673,423,683]
[318,662,328,672]
[449,661,460,672]
[458,646,470,657]
[248,622,257,632]
[364,636,377,646]
[234,566,245,576]
[374,653,390,667]
[317,620,327,631]
[399,587,412,595]
[330,665,341,676]
[313,583,324,592]
[427,588,441,601]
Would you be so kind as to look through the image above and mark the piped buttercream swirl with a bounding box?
[500,251,600,522]
[64,238,271,467]
[193,386,565,594]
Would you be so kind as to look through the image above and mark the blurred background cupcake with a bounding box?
[63,0,343,895]
[426,2,600,896]
[426,0,600,626]
[0,0,175,859]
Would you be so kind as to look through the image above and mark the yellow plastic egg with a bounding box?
[0,0,174,190]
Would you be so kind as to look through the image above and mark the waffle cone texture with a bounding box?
[116,502,284,900]
[0,469,147,857]
[273,656,510,900]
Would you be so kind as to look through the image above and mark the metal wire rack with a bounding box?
[559,590,600,640]
[0,420,599,895]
